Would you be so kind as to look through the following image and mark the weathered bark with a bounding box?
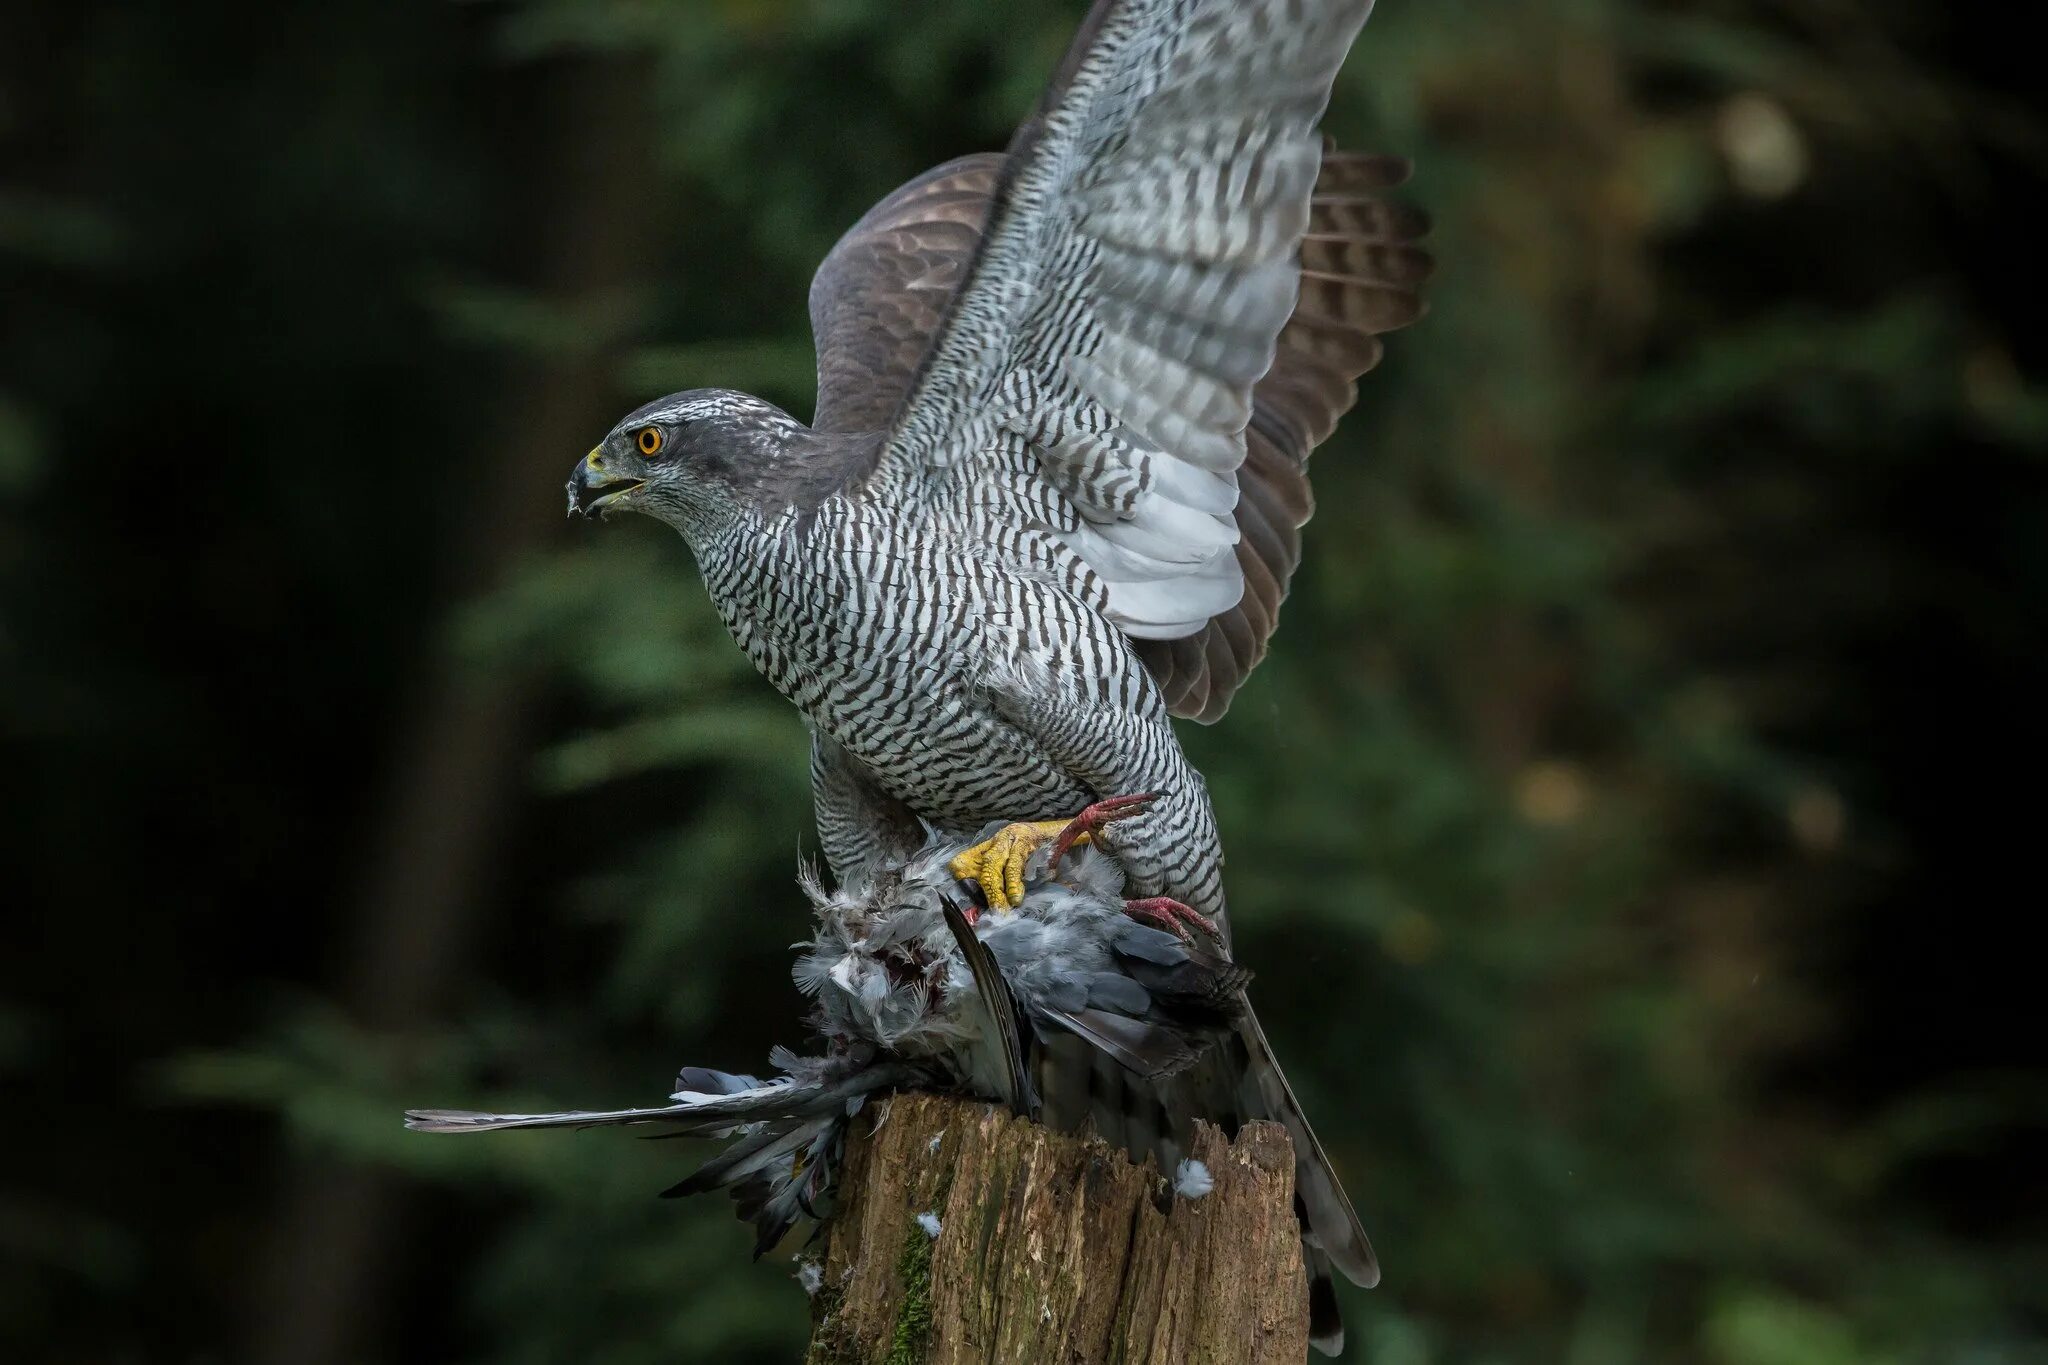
[804,1092,1310,1365]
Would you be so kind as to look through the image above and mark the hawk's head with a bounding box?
[568,388,803,537]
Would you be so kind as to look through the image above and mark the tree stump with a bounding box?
[802,1092,1310,1364]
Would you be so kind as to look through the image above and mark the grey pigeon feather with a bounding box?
[408,823,1370,1353]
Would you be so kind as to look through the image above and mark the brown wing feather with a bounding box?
[807,1,1121,435]
[808,154,1004,433]
[1136,151,1432,723]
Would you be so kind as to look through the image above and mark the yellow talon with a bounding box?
[947,820,1082,910]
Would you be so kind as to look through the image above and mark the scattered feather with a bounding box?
[1174,1158,1214,1200]
[795,1260,824,1296]
[915,1211,943,1239]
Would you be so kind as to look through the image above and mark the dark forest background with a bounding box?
[4,1,2044,1361]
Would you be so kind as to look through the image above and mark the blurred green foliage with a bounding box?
[4,0,2044,1362]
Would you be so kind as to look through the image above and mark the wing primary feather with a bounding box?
[1042,1006,1204,1079]
[941,901,1036,1118]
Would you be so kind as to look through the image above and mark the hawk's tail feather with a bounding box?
[1307,1246,1346,1357]
[1238,1011,1380,1290]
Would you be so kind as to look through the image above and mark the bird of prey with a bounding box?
[562,0,1427,1339]
[566,0,1428,919]
[410,811,1388,1347]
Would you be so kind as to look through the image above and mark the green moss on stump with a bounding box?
[885,1218,936,1365]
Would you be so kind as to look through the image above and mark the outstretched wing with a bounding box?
[864,0,1380,636]
[1135,149,1428,720]
[805,0,1427,719]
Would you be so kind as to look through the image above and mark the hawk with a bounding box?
[565,0,1428,1343]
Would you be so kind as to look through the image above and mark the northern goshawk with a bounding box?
[564,0,1428,1340]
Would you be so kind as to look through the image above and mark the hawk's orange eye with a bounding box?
[636,427,663,456]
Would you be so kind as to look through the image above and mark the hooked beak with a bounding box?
[567,449,647,518]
